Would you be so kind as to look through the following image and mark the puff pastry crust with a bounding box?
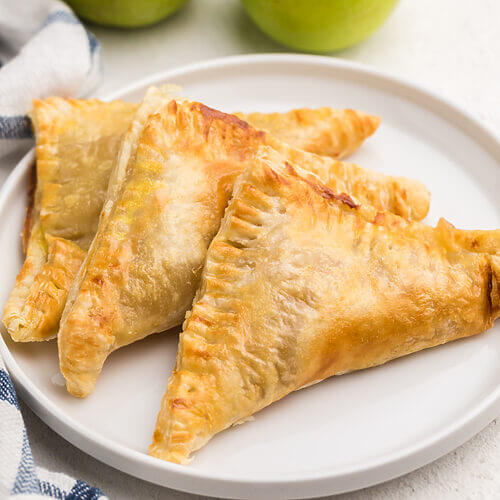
[3,98,379,343]
[2,97,137,342]
[58,100,430,397]
[150,146,500,464]
[238,108,380,159]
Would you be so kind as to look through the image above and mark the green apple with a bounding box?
[241,0,399,52]
[65,0,188,28]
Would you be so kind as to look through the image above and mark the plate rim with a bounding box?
[1,53,499,499]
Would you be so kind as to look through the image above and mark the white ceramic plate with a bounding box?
[1,55,499,499]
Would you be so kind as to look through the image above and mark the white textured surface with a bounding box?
[5,0,500,498]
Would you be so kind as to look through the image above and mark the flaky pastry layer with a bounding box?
[2,98,137,342]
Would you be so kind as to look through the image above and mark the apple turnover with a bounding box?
[150,146,499,464]
[2,98,137,342]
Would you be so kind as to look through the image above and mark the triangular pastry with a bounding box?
[2,97,137,342]
[3,98,380,343]
[58,100,430,397]
[150,146,499,464]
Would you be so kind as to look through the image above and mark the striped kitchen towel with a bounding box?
[0,355,107,499]
[0,0,101,160]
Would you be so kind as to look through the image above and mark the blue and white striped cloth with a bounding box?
[0,0,101,160]
[0,357,107,499]
[0,1,106,497]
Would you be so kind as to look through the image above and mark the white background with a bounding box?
[6,0,500,498]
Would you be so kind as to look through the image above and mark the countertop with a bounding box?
[7,0,500,498]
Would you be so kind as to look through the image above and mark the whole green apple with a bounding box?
[241,0,399,52]
[66,0,188,28]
